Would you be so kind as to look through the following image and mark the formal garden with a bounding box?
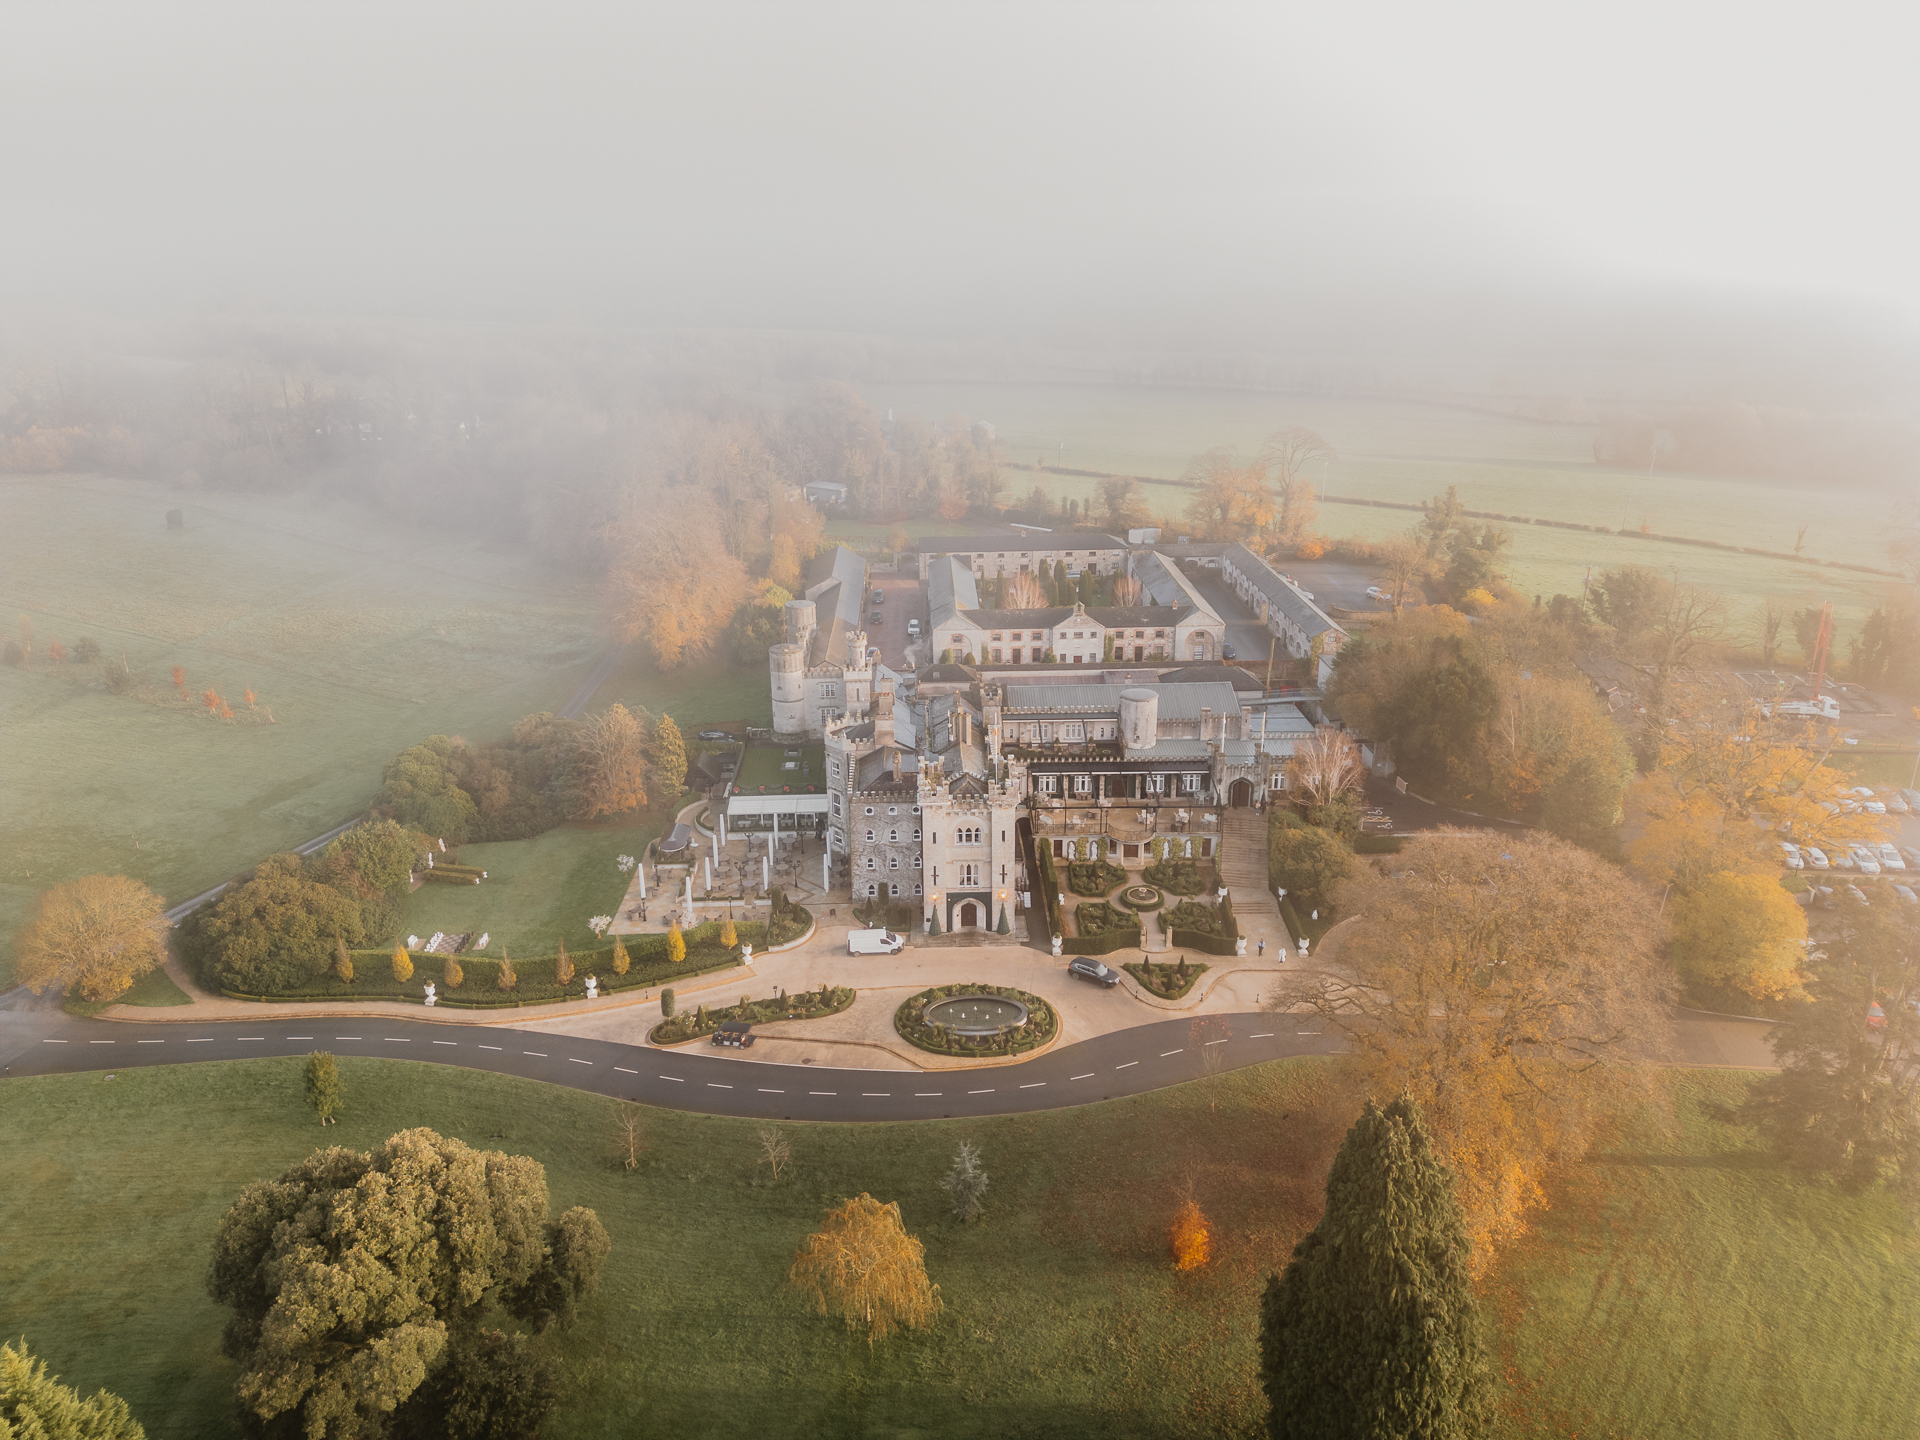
[1122,956,1209,1000]
[894,984,1060,1057]
[650,983,855,1044]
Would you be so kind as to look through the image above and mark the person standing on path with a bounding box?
[1257,938,1265,957]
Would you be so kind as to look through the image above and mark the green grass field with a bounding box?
[1,1058,1909,1440]
[858,382,1909,632]
[0,477,777,986]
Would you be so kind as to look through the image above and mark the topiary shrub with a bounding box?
[1067,859,1127,896]
[1142,857,1203,895]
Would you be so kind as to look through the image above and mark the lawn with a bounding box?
[398,809,671,960]
[1,1058,1911,1439]
[0,478,780,987]
[857,381,1909,632]
[1489,1071,1920,1439]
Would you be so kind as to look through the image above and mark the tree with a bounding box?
[1419,485,1465,557]
[612,1102,648,1172]
[0,1338,146,1440]
[789,1194,941,1343]
[1751,596,1789,665]
[12,874,168,1001]
[444,955,464,988]
[1267,824,1352,914]
[502,1207,611,1333]
[323,819,419,896]
[758,1125,794,1182]
[1290,830,1669,1255]
[606,489,751,668]
[1182,447,1273,539]
[1442,524,1511,601]
[1374,532,1426,614]
[1376,642,1499,794]
[1590,565,1665,652]
[659,987,675,1017]
[1282,726,1365,811]
[1671,872,1806,999]
[1098,475,1148,531]
[611,934,630,975]
[939,1141,989,1222]
[648,714,688,807]
[304,1051,343,1126]
[1741,991,1920,1199]
[207,1128,607,1440]
[414,1328,564,1440]
[1261,426,1333,550]
[554,941,573,987]
[497,950,517,991]
[1168,1199,1211,1271]
[334,937,354,983]
[719,916,737,947]
[1259,1097,1494,1440]
[667,922,685,964]
[576,703,648,818]
[1006,569,1048,609]
[374,736,480,843]
[391,943,413,984]
[47,639,68,664]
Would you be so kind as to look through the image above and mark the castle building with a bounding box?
[771,546,872,738]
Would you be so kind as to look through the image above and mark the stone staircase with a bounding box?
[1220,809,1285,951]
[911,929,1015,949]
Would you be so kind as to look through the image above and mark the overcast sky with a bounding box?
[5,1,1916,359]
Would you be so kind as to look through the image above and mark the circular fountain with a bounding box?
[924,994,1029,1035]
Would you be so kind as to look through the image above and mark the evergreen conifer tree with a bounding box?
[1259,1096,1493,1440]
[649,715,688,806]
[390,944,412,984]
[554,940,574,987]
[333,937,354,984]
[612,934,631,975]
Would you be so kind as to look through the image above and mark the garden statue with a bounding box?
[423,981,436,1007]
[1051,934,1063,957]
[1217,886,1229,901]
[1183,837,1193,857]
[585,975,598,1000]
[1298,936,1310,955]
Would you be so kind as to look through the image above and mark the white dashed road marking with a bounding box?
[569,1058,592,1066]
[187,1038,214,1043]
[478,1045,502,1051]
[90,1040,114,1045]
[708,1083,733,1090]
[523,1051,547,1057]
[42,1039,66,1044]
[1160,1049,1183,1056]
[433,1040,457,1046]
[1251,1032,1274,1038]
[1204,1039,1227,1046]
[335,1036,361,1041]
[914,1092,942,1097]
[286,1035,313,1040]
[1115,1061,1138,1070]
[1071,1073,1093,1080]
[137,1040,163,1044]
[239,1037,265,1041]
[660,1075,683,1082]
[1019,1082,1045,1089]
[758,1088,784,1094]
[862,1092,890,1097]
[385,1038,410,1043]
[614,1067,638,1074]
[810,1091,836,1095]
[968,1089,994,1095]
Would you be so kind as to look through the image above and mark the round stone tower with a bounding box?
[770,643,807,735]
[783,597,817,645]
[1119,687,1159,753]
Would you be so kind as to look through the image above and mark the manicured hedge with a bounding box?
[1353,835,1404,854]
[893,984,1059,1056]
[1141,858,1204,895]
[218,910,809,1006]
[1123,959,1209,1000]
[1061,929,1144,957]
[1166,930,1240,956]
[1067,859,1127,896]
[650,983,854,1044]
[1025,820,1065,942]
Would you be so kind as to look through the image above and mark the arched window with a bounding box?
[887,829,898,843]
[889,856,899,869]
[865,857,876,870]
[867,882,879,897]
[912,855,922,869]
[913,882,923,896]
[888,882,900,897]
[865,829,875,842]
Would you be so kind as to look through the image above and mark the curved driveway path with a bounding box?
[1,1008,1335,1121]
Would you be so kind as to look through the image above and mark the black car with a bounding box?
[697,729,732,742]
[869,610,884,623]
[1221,642,1237,660]
[1068,957,1121,987]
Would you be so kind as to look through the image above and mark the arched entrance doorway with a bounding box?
[956,900,983,930]
[1228,778,1254,807]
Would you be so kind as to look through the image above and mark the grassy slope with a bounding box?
[0,477,780,985]
[2,1059,1913,1440]
[1490,1071,1920,1439]
[857,382,1905,629]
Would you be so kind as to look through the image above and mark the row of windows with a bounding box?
[863,829,923,843]
[1033,773,1202,794]
[866,882,923,897]
[865,855,923,870]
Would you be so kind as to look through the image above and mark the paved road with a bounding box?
[869,574,926,672]
[1174,567,1286,664]
[0,1009,1338,1120]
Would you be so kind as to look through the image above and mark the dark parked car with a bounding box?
[1068,957,1121,987]
[697,729,733,741]
[871,589,885,605]
[711,1022,756,1048]
[1221,642,1237,659]
[870,610,884,623]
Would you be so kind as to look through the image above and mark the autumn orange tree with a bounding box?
[1168,1200,1212,1271]
[13,874,169,1001]
[789,1194,941,1342]
[1671,872,1807,999]
[1288,829,1669,1260]
[578,703,649,817]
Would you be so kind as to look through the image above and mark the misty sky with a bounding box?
[5,2,1916,353]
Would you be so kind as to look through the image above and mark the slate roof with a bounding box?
[927,554,980,626]
[1223,544,1341,642]
[1001,680,1244,718]
[944,604,1197,629]
[1132,551,1219,614]
[1160,664,1264,691]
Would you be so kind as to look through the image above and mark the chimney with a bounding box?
[890,749,902,781]
[1200,706,1212,741]
[874,674,896,747]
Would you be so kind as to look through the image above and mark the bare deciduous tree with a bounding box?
[613,1102,648,1172]
[1112,573,1143,607]
[1750,596,1790,665]
[1283,726,1366,811]
[1005,570,1049,610]
[1374,531,1426,614]
[757,1124,793,1182]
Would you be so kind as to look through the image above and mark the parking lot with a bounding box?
[867,572,928,671]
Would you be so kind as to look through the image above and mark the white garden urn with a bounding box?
[423,982,437,1007]
[1235,936,1247,957]
[585,975,598,1000]
[1051,935,1063,957]
[740,943,754,963]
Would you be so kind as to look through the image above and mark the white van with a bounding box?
[847,928,906,955]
